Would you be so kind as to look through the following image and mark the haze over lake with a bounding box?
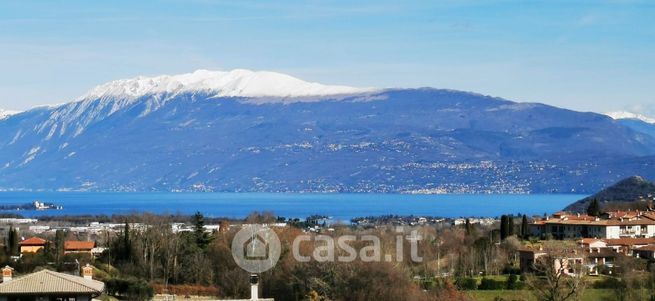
[0,192,585,220]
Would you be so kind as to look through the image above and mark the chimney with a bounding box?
[249,274,259,300]
[2,266,13,283]
[82,264,93,280]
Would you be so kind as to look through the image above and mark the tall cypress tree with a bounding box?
[6,226,19,256]
[55,229,65,264]
[465,218,475,236]
[587,199,601,217]
[508,215,515,236]
[521,215,529,239]
[122,221,132,261]
[500,215,508,241]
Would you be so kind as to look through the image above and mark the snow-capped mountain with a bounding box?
[0,109,20,119]
[606,111,655,140]
[0,70,655,193]
[606,111,655,124]
[80,69,376,101]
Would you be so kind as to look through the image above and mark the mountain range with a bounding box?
[1,69,655,193]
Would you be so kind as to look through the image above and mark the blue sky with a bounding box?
[0,0,653,115]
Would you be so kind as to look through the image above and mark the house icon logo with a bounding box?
[244,234,269,260]
[232,225,281,273]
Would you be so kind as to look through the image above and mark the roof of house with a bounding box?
[534,218,655,226]
[603,238,655,246]
[579,238,605,245]
[19,237,47,246]
[0,269,104,294]
[64,241,95,251]
[635,245,655,252]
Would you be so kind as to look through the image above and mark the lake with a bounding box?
[0,192,585,221]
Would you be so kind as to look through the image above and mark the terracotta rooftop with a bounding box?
[0,269,104,294]
[64,241,95,251]
[19,237,47,246]
[579,238,605,245]
[636,245,655,252]
[534,218,655,226]
[603,238,655,246]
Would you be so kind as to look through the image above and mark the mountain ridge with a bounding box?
[1,71,655,193]
[564,176,655,212]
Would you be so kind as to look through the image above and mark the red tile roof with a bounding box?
[64,241,95,251]
[636,245,655,252]
[604,238,655,246]
[19,237,47,246]
[579,238,604,245]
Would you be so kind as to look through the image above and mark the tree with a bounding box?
[192,212,211,249]
[113,221,132,263]
[6,226,19,256]
[500,215,509,241]
[465,218,476,236]
[527,243,587,301]
[508,215,515,237]
[586,199,601,217]
[521,215,529,239]
[54,229,65,264]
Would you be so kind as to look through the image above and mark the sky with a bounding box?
[0,0,654,115]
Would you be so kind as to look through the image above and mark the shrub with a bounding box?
[105,278,154,301]
[506,274,523,290]
[455,277,478,290]
[478,278,505,290]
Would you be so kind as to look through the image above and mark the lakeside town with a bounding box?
[0,194,655,301]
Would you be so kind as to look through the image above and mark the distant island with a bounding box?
[0,200,63,211]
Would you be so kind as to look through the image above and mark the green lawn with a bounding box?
[468,289,613,301]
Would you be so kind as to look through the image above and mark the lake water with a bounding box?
[0,192,585,221]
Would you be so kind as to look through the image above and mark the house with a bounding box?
[0,265,104,301]
[578,238,606,252]
[19,237,47,254]
[604,238,655,255]
[634,245,655,260]
[64,241,96,255]
[518,246,584,275]
[530,212,655,239]
[519,248,547,274]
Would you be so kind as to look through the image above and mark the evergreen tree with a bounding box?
[465,218,476,236]
[6,226,19,256]
[192,211,211,249]
[54,229,65,264]
[587,199,602,217]
[121,221,132,261]
[500,215,508,241]
[521,214,529,239]
[508,215,515,236]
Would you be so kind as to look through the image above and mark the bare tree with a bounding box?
[527,243,587,301]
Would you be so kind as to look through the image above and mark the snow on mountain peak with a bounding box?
[0,109,21,119]
[79,69,376,101]
[606,111,655,124]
